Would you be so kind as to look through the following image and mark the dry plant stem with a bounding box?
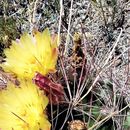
[89,113,115,130]
[27,3,33,32]
[60,103,73,130]
[9,7,24,18]
[3,0,7,21]
[78,77,88,100]
[103,45,130,72]
[61,24,73,39]
[75,57,86,100]
[53,105,59,130]
[52,108,68,121]
[73,74,86,104]
[112,64,116,107]
[75,28,123,105]
[75,107,97,122]
[60,57,72,100]
[73,68,77,97]
[99,0,107,26]
[88,103,130,130]
[111,0,116,24]
[32,0,39,25]
[58,0,63,45]
[88,93,93,126]
[125,48,130,85]
[64,0,74,55]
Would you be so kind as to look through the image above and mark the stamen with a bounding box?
[11,112,28,125]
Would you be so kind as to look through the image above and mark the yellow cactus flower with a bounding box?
[0,80,51,130]
[1,29,58,78]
